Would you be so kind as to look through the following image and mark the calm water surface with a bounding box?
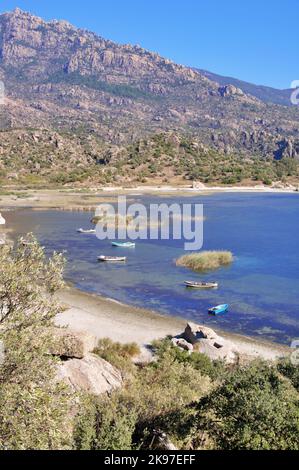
[6,193,299,344]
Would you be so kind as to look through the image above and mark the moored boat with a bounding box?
[208,304,229,315]
[77,228,96,234]
[112,241,136,248]
[98,255,127,262]
[185,281,218,289]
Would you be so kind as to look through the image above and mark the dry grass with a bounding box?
[176,250,233,272]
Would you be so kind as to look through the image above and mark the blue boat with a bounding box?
[208,304,229,316]
[112,241,136,248]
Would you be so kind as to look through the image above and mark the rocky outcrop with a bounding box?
[218,84,244,98]
[52,327,122,395]
[57,353,123,395]
[50,328,97,359]
[171,337,193,352]
[150,431,178,451]
[180,322,239,364]
[0,8,298,162]
[184,323,220,343]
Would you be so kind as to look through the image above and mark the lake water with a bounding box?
[6,192,299,345]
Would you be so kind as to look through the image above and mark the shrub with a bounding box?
[74,395,137,450]
[152,337,226,380]
[94,338,140,378]
[194,361,299,450]
[277,358,299,391]
[75,340,211,450]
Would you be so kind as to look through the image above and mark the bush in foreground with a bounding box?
[94,338,140,378]
[176,251,233,272]
[0,235,73,450]
[75,341,211,450]
[194,361,299,450]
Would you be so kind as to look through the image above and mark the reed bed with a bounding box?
[176,250,233,272]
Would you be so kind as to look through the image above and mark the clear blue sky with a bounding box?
[1,0,298,89]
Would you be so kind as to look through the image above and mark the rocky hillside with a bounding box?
[198,69,293,107]
[0,7,299,183]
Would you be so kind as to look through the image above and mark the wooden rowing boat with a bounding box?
[185,281,218,289]
[77,228,96,234]
[112,242,136,248]
[98,256,127,262]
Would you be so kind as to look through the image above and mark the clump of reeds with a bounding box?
[91,214,134,228]
[176,250,233,272]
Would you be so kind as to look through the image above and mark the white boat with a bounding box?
[112,241,136,248]
[98,255,127,262]
[185,281,218,289]
[77,228,96,234]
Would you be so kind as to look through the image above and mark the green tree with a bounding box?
[194,361,299,450]
[0,235,74,450]
[277,358,299,391]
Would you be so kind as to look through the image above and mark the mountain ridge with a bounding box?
[198,69,293,107]
[0,8,299,187]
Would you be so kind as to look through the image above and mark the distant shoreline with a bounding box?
[0,185,298,213]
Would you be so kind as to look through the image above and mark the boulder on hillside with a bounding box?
[57,353,123,396]
[219,84,244,98]
[171,337,193,352]
[50,328,97,359]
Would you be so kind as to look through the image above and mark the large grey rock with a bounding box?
[184,322,220,344]
[183,322,239,364]
[219,84,244,97]
[57,353,123,396]
[196,339,238,364]
[171,337,193,352]
[50,328,97,359]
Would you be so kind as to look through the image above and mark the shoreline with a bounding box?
[0,185,298,211]
[55,284,291,363]
[0,191,294,361]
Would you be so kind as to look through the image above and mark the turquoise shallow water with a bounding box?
[6,192,299,345]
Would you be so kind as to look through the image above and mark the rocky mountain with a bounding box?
[0,7,299,184]
[198,69,293,107]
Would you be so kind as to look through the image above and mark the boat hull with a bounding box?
[98,256,127,262]
[112,242,135,248]
[185,281,218,289]
[208,304,229,316]
[77,229,96,234]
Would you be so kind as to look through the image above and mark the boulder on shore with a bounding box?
[57,353,123,396]
[184,322,220,344]
[195,339,238,363]
[50,327,97,359]
[182,322,239,364]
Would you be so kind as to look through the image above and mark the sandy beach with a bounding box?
[0,184,298,212]
[55,285,291,362]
